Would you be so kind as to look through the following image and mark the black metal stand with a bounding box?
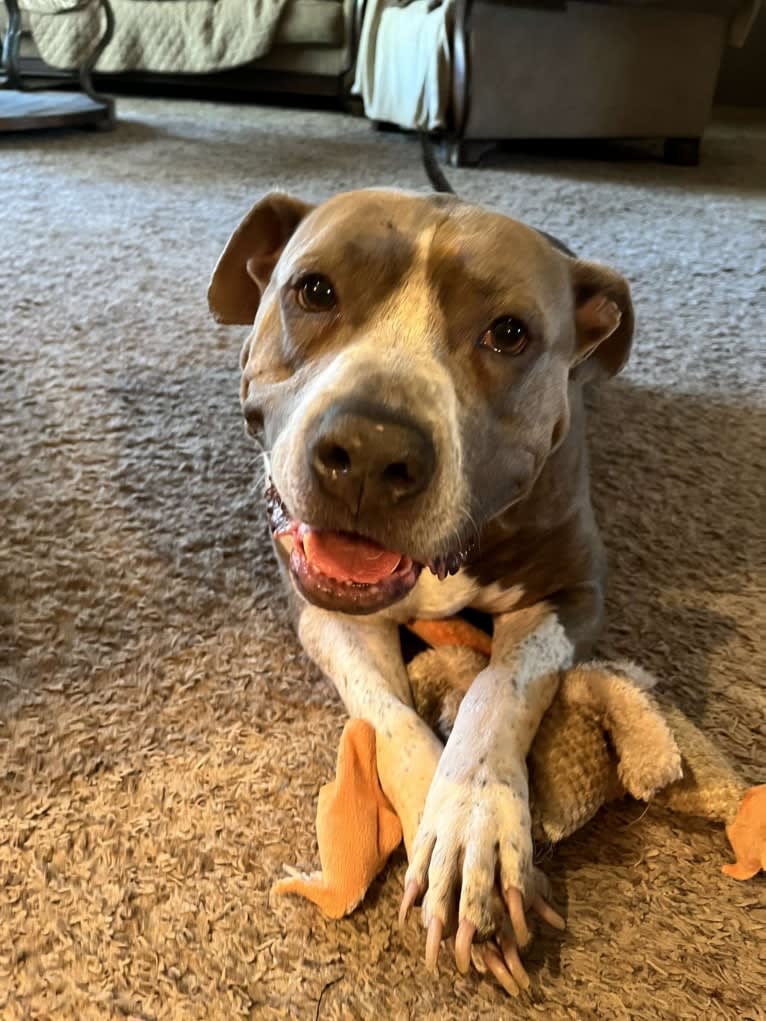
[0,0,115,132]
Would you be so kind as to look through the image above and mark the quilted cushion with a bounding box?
[30,0,293,72]
[19,0,95,12]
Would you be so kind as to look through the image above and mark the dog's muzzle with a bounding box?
[265,400,471,613]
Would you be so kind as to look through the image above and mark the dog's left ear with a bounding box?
[570,260,634,382]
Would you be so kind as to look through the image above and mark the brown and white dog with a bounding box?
[209,188,633,993]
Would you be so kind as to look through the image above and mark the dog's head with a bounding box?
[209,190,633,614]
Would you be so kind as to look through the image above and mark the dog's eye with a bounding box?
[295,273,337,313]
[478,316,529,356]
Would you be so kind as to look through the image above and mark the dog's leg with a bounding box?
[403,593,602,982]
[298,604,443,855]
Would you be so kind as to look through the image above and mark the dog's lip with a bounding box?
[279,522,416,582]
[265,482,473,589]
[266,485,420,612]
[288,540,423,615]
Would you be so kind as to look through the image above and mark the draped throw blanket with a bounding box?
[28,0,292,73]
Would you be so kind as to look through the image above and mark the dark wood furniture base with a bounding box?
[447,136,703,168]
[663,137,702,167]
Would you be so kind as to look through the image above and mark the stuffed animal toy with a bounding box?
[273,619,765,921]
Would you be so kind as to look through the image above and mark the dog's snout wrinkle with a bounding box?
[308,400,435,517]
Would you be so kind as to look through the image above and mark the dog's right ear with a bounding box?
[208,193,314,325]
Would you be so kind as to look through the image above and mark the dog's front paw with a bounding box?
[412,769,535,932]
[399,766,564,994]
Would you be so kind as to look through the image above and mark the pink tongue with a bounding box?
[303,530,402,584]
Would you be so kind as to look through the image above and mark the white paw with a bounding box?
[398,762,565,994]
[407,764,534,937]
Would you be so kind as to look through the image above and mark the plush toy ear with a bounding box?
[208,192,314,325]
[570,260,634,382]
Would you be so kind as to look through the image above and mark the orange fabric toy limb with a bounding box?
[722,784,766,880]
[272,718,402,918]
[407,617,492,657]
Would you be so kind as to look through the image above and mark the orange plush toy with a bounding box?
[273,719,402,918]
[273,620,765,919]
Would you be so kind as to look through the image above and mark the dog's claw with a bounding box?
[532,892,566,930]
[499,930,530,991]
[425,916,444,973]
[398,880,420,929]
[454,919,475,974]
[505,887,530,948]
[481,945,520,997]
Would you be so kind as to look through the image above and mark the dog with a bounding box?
[208,181,633,994]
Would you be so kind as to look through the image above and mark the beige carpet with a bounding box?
[1,99,764,1021]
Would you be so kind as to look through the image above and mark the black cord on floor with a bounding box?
[419,131,454,194]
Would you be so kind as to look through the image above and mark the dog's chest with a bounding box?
[384,571,525,622]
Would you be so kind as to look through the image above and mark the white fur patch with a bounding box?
[382,574,525,624]
[386,570,482,622]
[472,581,526,616]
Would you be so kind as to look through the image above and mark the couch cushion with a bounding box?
[18,0,95,11]
[275,0,344,46]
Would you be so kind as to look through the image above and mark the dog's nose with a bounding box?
[308,400,436,515]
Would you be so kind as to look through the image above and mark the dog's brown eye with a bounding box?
[479,316,529,356]
[296,273,336,312]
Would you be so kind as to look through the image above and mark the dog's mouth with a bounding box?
[266,485,470,614]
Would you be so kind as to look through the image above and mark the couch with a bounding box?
[355,0,763,164]
[4,0,363,98]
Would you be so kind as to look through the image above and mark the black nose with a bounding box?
[308,400,436,515]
